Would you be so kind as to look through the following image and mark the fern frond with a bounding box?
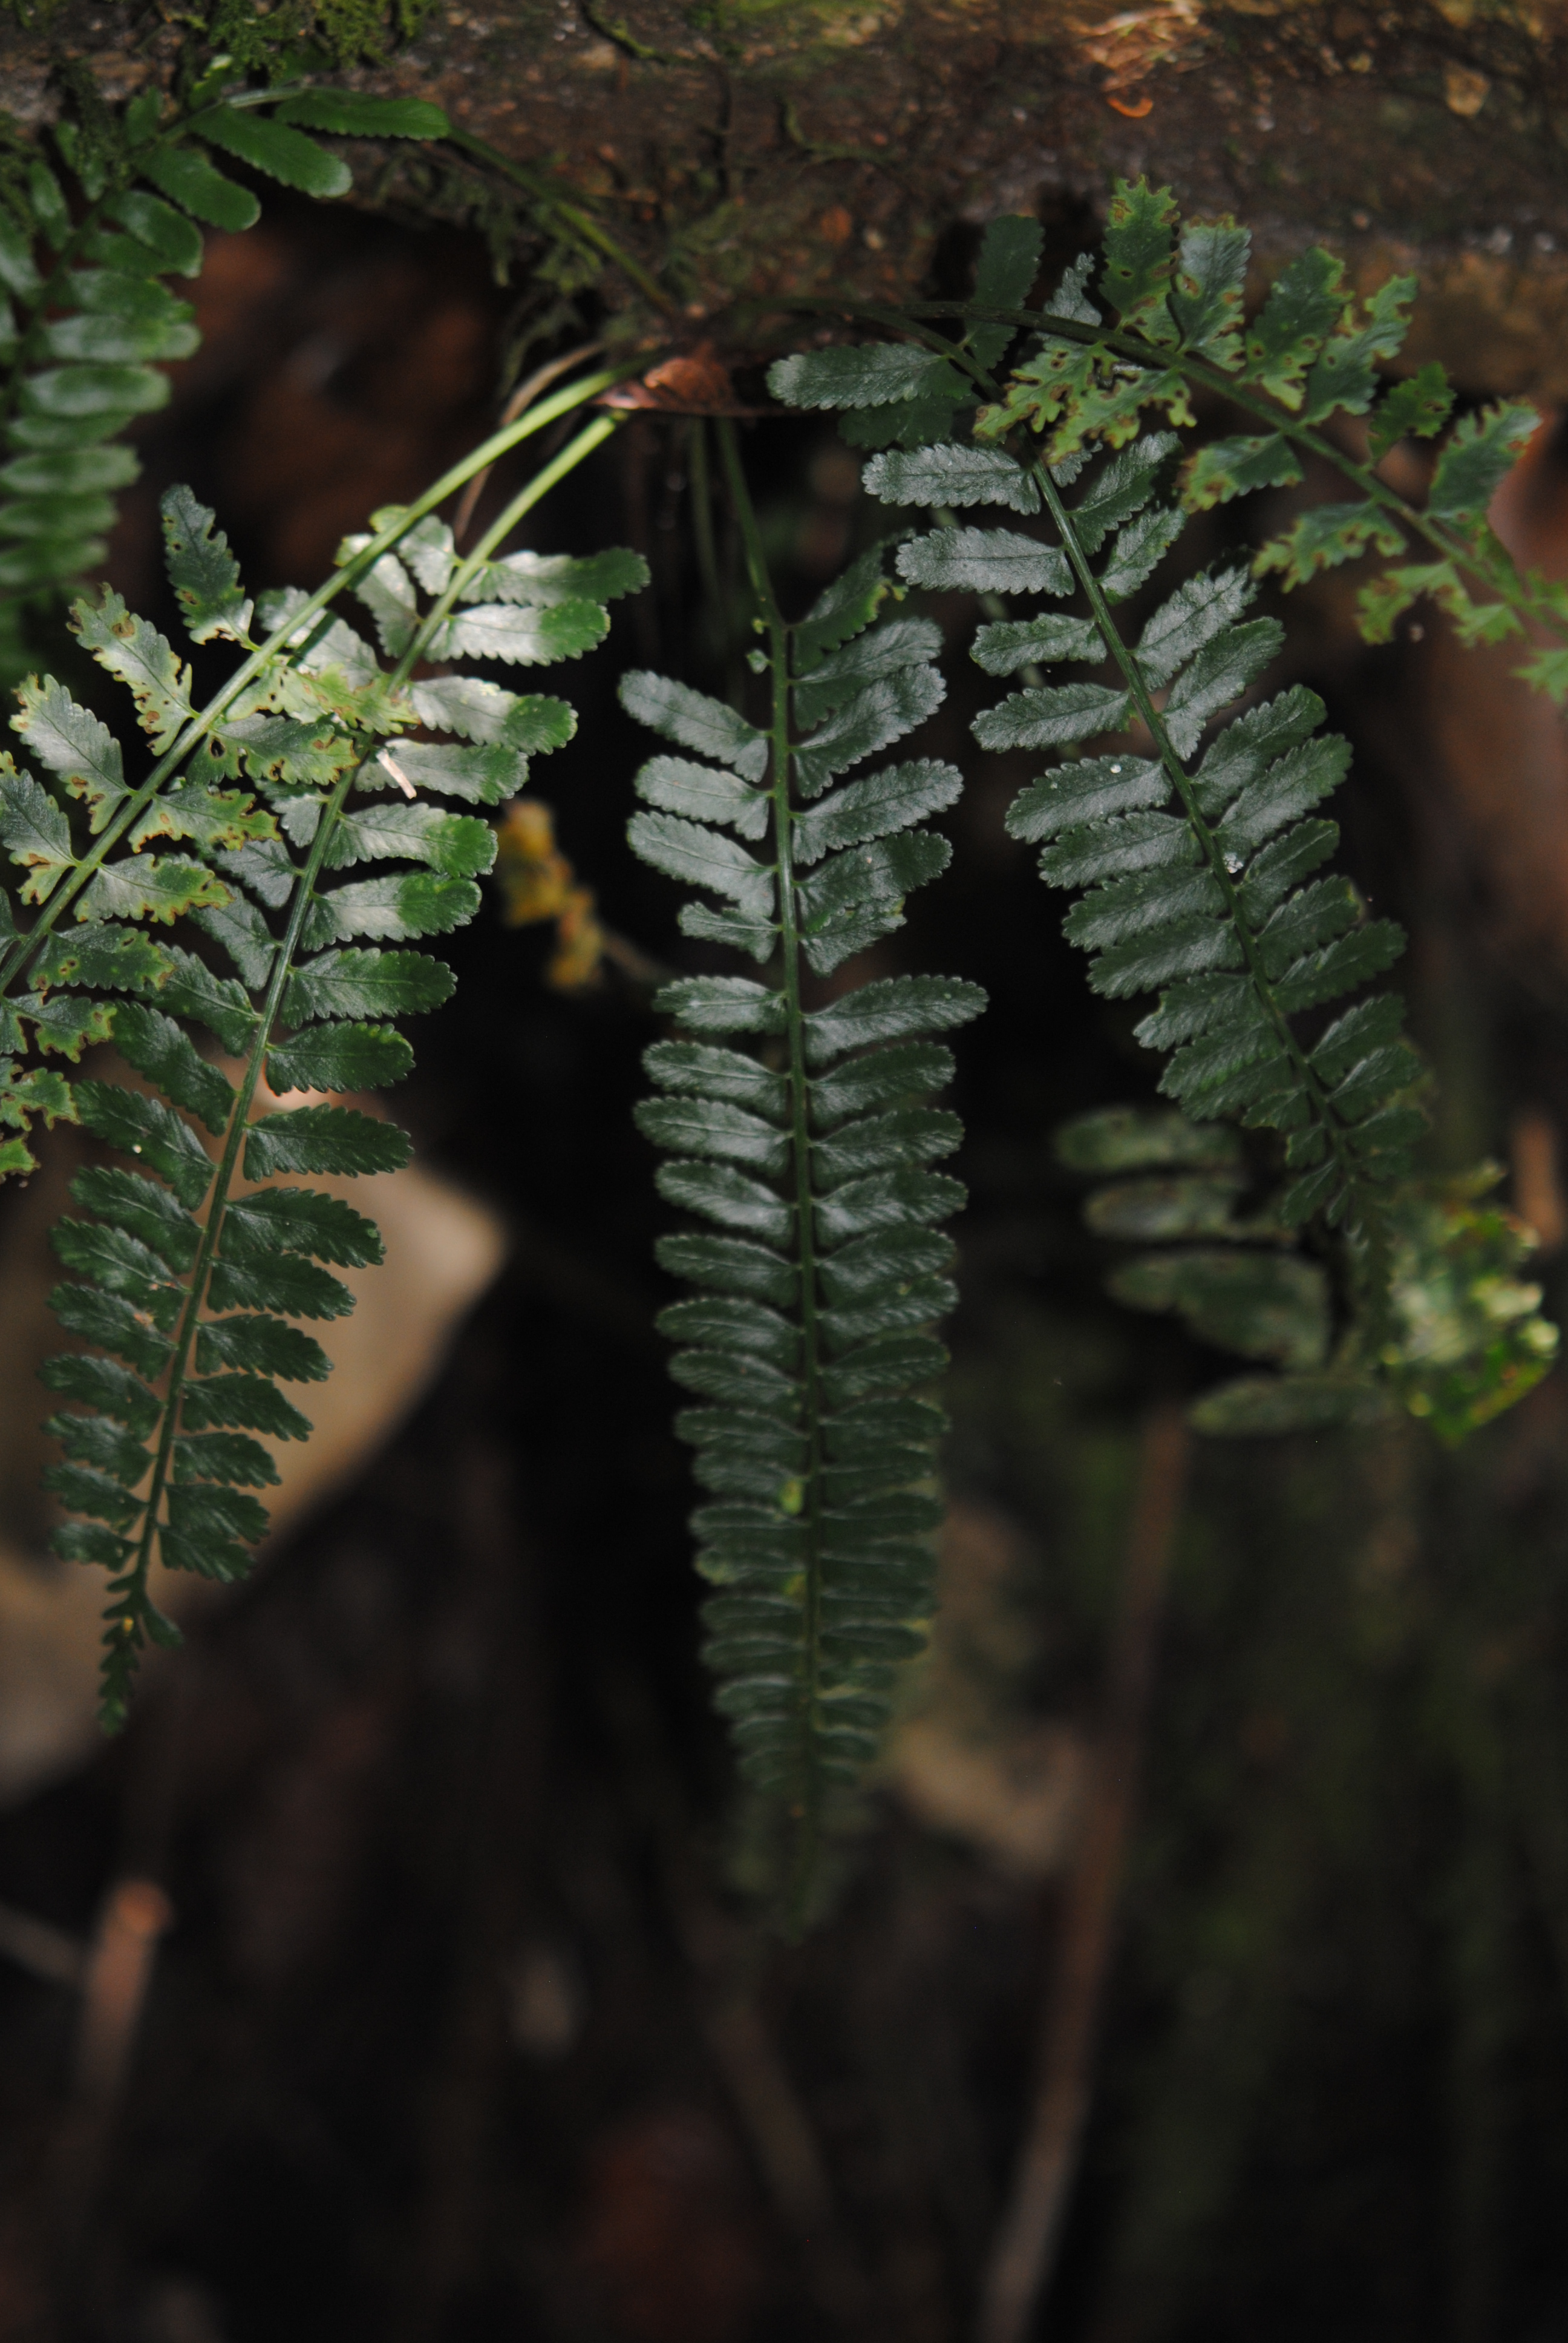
[624,422,982,1915]
[8,434,641,1725]
[857,394,1417,1242]
[0,80,448,603]
[767,221,1564,1438]
[768,217,1548,1435]
[777,181,1562,694]
[0,381,626,1182]
[1056,1109,1558,1438]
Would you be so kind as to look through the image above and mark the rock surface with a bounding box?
[5,4,1568,380]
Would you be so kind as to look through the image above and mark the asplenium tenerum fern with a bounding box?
[2,407,642,1725]
[624,420,983,1908]
[0,369,622,1173]
[771,216,1468,1429]
[854,179,1566,693]
[0,75,448,602]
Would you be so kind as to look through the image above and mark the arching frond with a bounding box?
[1,464,643,1725]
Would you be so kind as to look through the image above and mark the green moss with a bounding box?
[2,0,436,67]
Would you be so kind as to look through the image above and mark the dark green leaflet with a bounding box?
[624,426,983,1917]
[15,474,642,1726]
[0,83,447,599]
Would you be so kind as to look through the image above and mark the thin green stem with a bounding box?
[443,128,675,313]
[0,368,625,998]
[389,412,620,685]
[716,418,823,1930]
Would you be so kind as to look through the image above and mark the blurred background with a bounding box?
[4,186,1568,2343]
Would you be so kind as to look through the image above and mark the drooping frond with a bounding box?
[867,401,1422,1240]
[2,476,642,1725]
[0,85,447,601]
[952,179,1553,683]
[623,479,983,1906]
[768,214,1563,1435]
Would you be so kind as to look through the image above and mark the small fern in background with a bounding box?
[623,422,983,1913]
[1054,1110,1557,1435]
[0,441,642,1724]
